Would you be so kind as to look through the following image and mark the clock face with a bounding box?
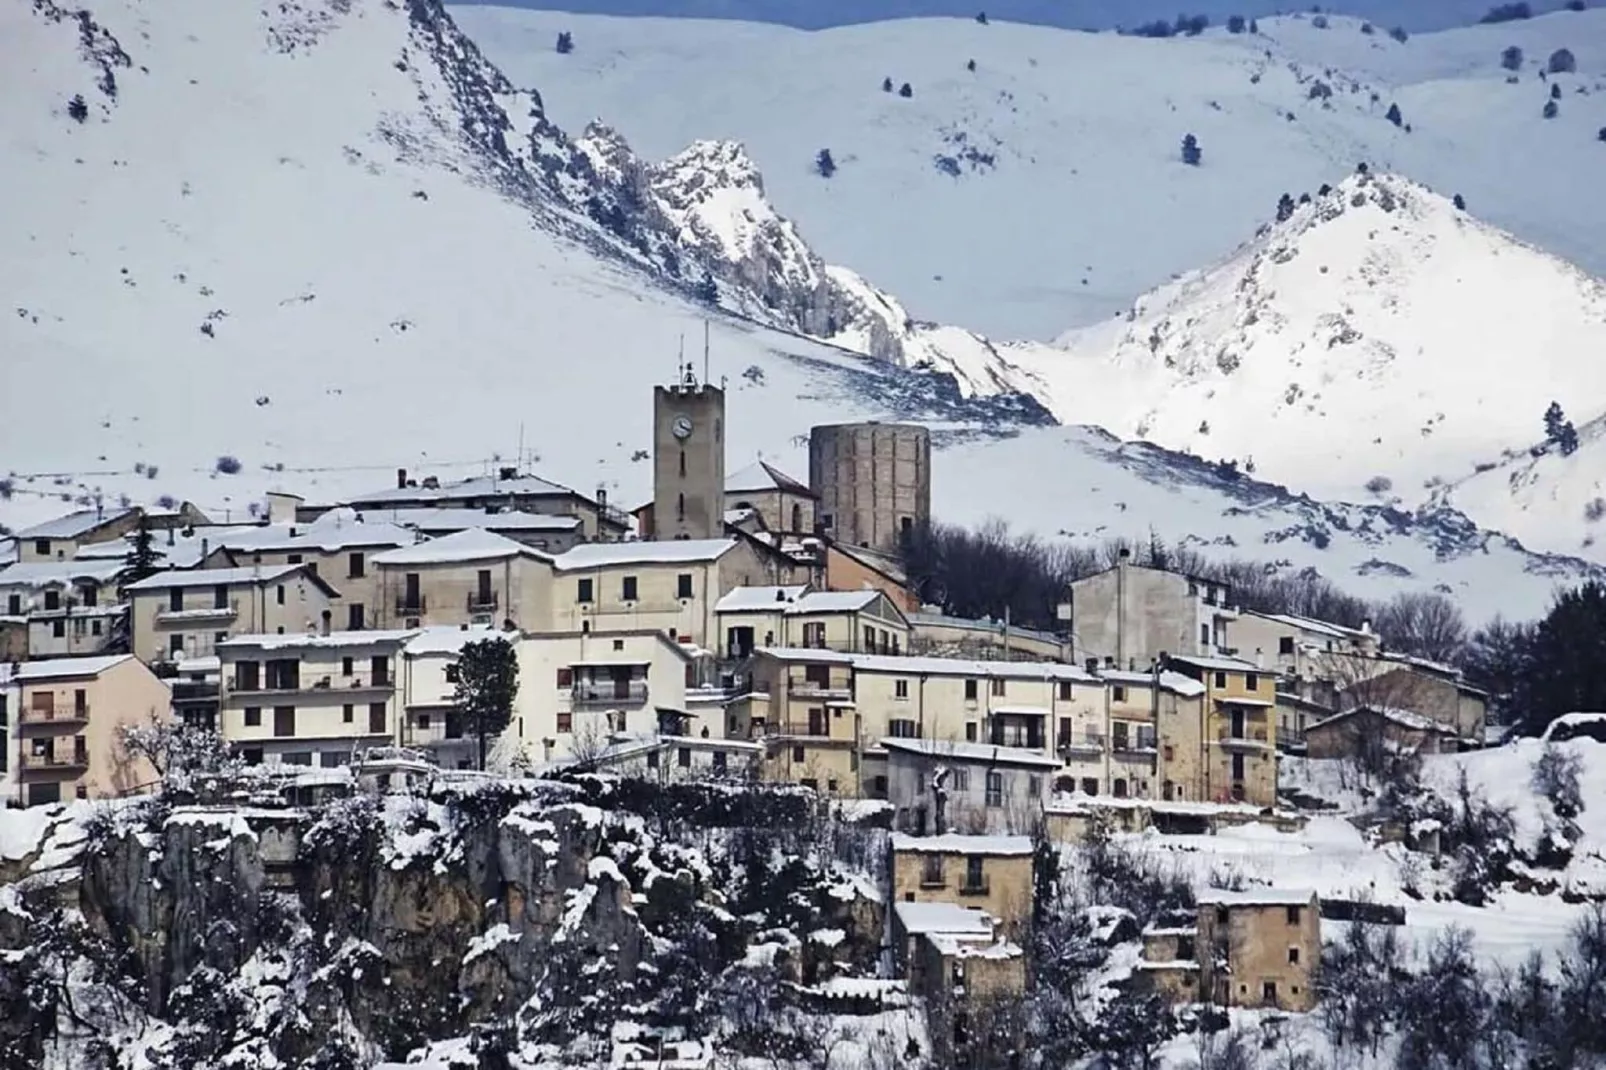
[672,414,694,440]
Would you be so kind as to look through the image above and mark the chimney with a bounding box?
[597,487,608,508]
[320,609,332,637]
[1360,618,1373,636]
[397,468,408,490]
[1085,658,1098,673]
[201,537,209,561]
[498,466,518,482]
[1117,547,1131,562]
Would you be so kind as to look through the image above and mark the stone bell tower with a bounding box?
[653,363,726,540]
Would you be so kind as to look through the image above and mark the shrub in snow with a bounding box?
[1309,80,1333,100]
[1502,45,1524,70]
[813,148,836,177]
[1386,102,1403,126]
[1587,497,1606,522]
[1480,2,1533,22]
[1129,19,1175,37]
[555,30,573,54]
[881,76,892,92]
[156,493,178,509]
[1361,21,1376,33]
[0,479,11,500]
[1544,98,1559,118]
[214,455,241,475]
[1175,12,1208,35]
[1599,126,1606,141]
[976,10,987,23]
[1454,193,1467,209]
[1567,0,1588,9]
[1227,14,1246,32]
[1276,192,1296,221]
[692,270,718,304]
[1366,475,1393,494]
[967,57,976,71]
[898,81,913,97]
[1533,743,1585,820]
[1180,133,1202,165]
[1551,81,1564,99]
[67,93,88,122]
[1390,25,1409,41]
[1312,13,1329,28]
[1250,17,1260,32]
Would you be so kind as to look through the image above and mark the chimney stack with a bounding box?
[397,468,408,490]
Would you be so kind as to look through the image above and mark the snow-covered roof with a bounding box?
[123,563,310,591]
[13,508,137,540]
[1165,653,1265,674]
[892,900,996,936]
[403,624,499,656]
[343,471,579,506]
[0,559,125,588]
[217,629,420,652]
[907,611,1065,647]
[1252,611,1371,643]
[715,585,809,612]
[756,648,1099,683]
[881,737,1060,769]
[1098,669,1209,698]
[1196,887,1317,907]
[792,590,883,614]
[554,538,739,570]
[890,832,1033,856]
[370,528,549,566]
[73,524,265,568]
[929,933,1023,959]
[725,460,816,497]
[0,654,136,682]
[353,507,581,533]
[1307,705,1456,735]
[210,518,415,554]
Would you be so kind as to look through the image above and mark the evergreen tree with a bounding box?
[1227,14,1246,32]
[1386,102,1404,126]
[967,58,977,71]
[1180,133,1202,165]
[67,94,88,123]
[814,148,836,177]
[120,512,160,591]
[1599,126,1606,141]
[1551,81,1564,99]
[453,637,519,770]
[1276,192,1296,222]
[1454,193,1467,210]
[1502,45,1524,71]
[1548,47,1577,74]
[976,10,988,23]
[1545,401,1569,443]
[1545,99,1560,118]
[1250,17,1260,32]
[1559,421,1580,455]
[693,271,718,305]
[555,30,574,54]
[882,76,893,92]
[1520,582,1606,735]
[898,81,913,97]
[1389,25,1408,42]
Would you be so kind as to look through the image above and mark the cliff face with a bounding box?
[0,778,887,1068]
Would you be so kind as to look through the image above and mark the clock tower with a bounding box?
[652,364,726,540]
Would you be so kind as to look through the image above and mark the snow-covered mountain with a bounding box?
[455,5,1606,340]
[2,0,1601,622]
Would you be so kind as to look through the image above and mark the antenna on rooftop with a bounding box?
[703,319,710,386]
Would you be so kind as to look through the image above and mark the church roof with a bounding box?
[726,461,816,498]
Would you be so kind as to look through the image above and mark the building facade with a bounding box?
[714,586,910,660]
[725,460,817,535]
[889,833,1034,940]
[370,529,555,632]
[125,565,340,666]
[653,370,726,541]
[1165,654,1279,807]
[885,737,1057,836]
[808,422,931,555]
[14,508,141,563]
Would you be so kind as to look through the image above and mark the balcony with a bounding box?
[19,704,89,728]
[1059,731,1105,757]
[171,681,220,705]
[308,673,393,693]
[571,684,649,708]
[1111,734,1158,757]
[21,749,89,773]
[395,595,427,617]
[154,601,239,625]
[467,591,499,613]
[959,879,991,897]
[1216,727,1272,749]
[787,680,852,701]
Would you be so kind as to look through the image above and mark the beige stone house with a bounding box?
[724,460,818,534]
[216,630,415,767]
[0,558,126,659]
[206,516,413,631]
[14,508,142,563]
[893,900,1025,1068]
[1067,552,1239,670]
[550,537,803,652]
[885,737,1057,835]
[889,832,1034,940]
[1228,610,1379,677]
[823,540,920,615]
[371,528,555,632]
[1164,654,1279,807]
[1337,660,1487,747]
[1,654,167,806]
[1304,705,1460,761]
[352,507,583,553]
[396,624,498,768]
[339,468,629,540]
[713,584,910,659]
[907,611,1068,663]
[1081,669,1209,804]
[1140,888,1320,1011]
[126,564,340,666]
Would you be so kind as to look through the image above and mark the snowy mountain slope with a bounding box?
[1,0,1600,624]
[454,6,1606,341]
[1009,171,1606,518]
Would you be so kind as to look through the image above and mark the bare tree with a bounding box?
[117,717,247,799]
[1375,592,1467,663]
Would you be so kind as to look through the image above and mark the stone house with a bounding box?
[1340,661,1488,748]
[885,737,1056,836]
[893,900,1025,1069]
[1228,610,1379,677]
[216,630,416,767]
[713,585,910,659]
[14,508,142,563]
[352,507,584,553]
[1067,552,1239,670]
[125,564,340,666]
[1082,668,1209,804]
[732,648,860,794]
[1,654,167,806]
[1164,654,1279,807]
[0,558,125,659]
[371,529,555,632]
[724,460,818,535]
[889,832,1034,940]
[823,540,919,614]
[1140,888,1320,1011]
[906,611,1068,663]
[338,468,629,540]
[1304,705,1460,761]
[395,624,498,768]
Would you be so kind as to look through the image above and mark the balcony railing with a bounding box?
[959,880,990,896]
[395,595,427,616]
[20,704,89,726]
[787,680,852,700]
[171,681,220,704]
[571,684,649,708]
[467,591,499,613]
[21,749,89,772]
[1217,727,1271,747]
[154,602,239,624]
[308,674,393,692]
[1059,732,1105,756]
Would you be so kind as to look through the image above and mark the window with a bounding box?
[241,747,263,765]
[557,711,572,733]
[347,604,364,631]
[445,663,460,684]
[989,678,1005,697]
[52,620,65,638]
[371,656,390,686]
[791,745,805,763]
[964,679,978,701]
[1288,947,1301,964]
[802,622,825,648]
[1163,744,1175,761]
[1112,685,1127,702]
[965,722,977,742]
[342,657,354,677]
[676,493,685,521]
[894,679,909,699]
[826,777,838,793]
[951,768,969,792]
[964,856,985,892]
[889,718,918,738]
[169,588,184,612]
[33,539,50,557]
[647,749,660,769]
[320,751,343,769]
[1201,624,1210,644]
[557,667,573,687]
[1279,636,1295,655]
[712,750,727,773]
[4,594,17,615]
[1057,681,1073,701]
[169,634,184,655]
[921,853,943,886]
[1081,777,1098,795]
[677,747,691,768]
[577,578,594,604]
[368,703,386,734]
[1027,774,1042,797]
[871,774,887,797]
[676,573,693,599]
[242,707,261,729]
[1214,671,1227,689]
[43,589,61,611]
[418,713,430,730]
[678,450,686,477]
[349,552,365,578]
[342,704,353,723]
[1246,673,1259,691]
[1261,981,1278,1005]
[276,584,286,606]
[985,770,1004,808]
[272,706,295,736]
[863,625,876,651]
[1113,777,1128,798]
[1285,905,1302,925]
[91,619,101,636]
[287,554,303,565]
[82,585,97,607]
[1231,753,1246,780]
